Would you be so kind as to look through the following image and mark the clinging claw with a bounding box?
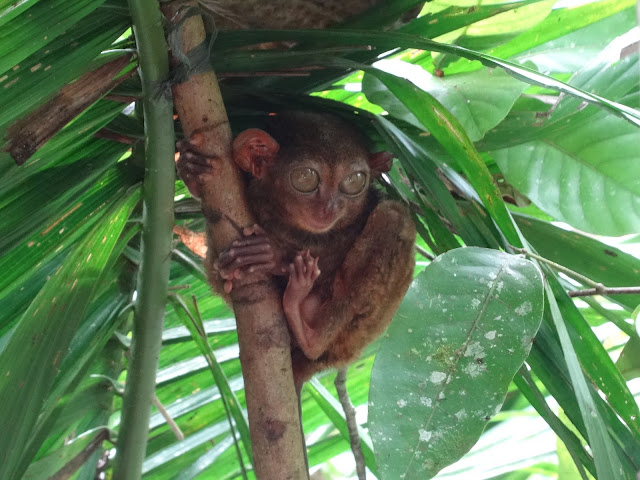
[215,227,287,292]
[176,132,220,198]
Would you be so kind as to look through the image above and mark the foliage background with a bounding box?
[0,0,638,478]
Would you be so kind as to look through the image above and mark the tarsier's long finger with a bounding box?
[294,254,306,279]
[219,253,276,277]
[231,234,271,248]
[311,257,321,281]
[228,241,271,257]
[305,255,315,277]
[288,261,298,280]
[218,245,273,270]
[178,160,214,177]
[179,150,213,167]
[224,279,233,294]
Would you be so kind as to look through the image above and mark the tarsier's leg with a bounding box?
[285,200,416,374]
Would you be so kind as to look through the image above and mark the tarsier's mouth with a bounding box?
[302,216,337,233]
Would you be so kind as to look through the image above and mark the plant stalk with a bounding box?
[161,2,308,478]
[112,0,175,476]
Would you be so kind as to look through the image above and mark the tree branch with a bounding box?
[510,245,640,299]
[162,2,308,478]
[568,287,640,298]
[334,369,366,480]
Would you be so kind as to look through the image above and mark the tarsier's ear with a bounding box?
[233,129,280,179]
[369,151,395,176]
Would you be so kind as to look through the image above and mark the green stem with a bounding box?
[112,0,175,477]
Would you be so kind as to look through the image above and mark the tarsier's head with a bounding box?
[233,112,393,234]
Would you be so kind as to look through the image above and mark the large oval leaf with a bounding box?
[369,247,544,479]
[493,110,640,236]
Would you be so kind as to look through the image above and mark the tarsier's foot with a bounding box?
[283,250,321,305]
[215,224,282,293]
[176,132,220,198]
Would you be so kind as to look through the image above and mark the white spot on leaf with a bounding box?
[464,363,487,378]
[455,409,467,420]
[515,302,532,316]
[464,342,485,358]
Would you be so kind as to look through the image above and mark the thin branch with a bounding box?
[509,245,602,289]
[415,244,435,261]
[568,287,640,298]
[334,369,366,480]
[152,395,185,441]
[510,245,640,299]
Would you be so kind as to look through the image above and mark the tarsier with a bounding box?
[178,112,416,391]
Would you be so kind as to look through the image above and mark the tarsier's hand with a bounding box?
[283,250,321,306]
[176,132,220,198]
[215,224,285,293]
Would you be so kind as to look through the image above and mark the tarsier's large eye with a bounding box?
[290,167,320,193]
[339,171,367,195]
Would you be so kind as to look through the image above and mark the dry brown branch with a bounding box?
[4,55,133,164]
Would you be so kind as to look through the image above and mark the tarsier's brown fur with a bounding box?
[178,112,415,390]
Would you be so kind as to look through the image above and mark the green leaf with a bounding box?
[544,281,631,480]
[617,335,640,380]
[370,247,544,479]
[0,12,128,146]
[0,188,139,480]
[373,117,480,249]
[432,0,555,64]
[22,432,98,480]
[215,28,640,127]
[306,378,378,477]
[484,0,635,64]
[494,112,640,236]
[527,321,640,472]
[0,0,107,75]
[364,63,527,142]
[514,369,593,478]
[171,435,236,480]
[516,8,637,73]
[365,69,521,245]
[492,50,640,236]
[169,295,252,464]
[548,46,638,123]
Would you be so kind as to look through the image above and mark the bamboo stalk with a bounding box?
[112,0,175,477]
